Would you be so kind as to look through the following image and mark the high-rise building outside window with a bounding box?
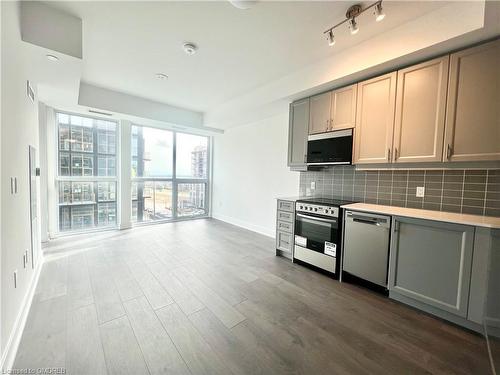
[131,125,209,223]
[56,112,118,232]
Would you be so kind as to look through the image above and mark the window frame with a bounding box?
[55,111,120,234]
[131,124,211,224]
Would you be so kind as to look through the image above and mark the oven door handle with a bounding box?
[296,213,337,224]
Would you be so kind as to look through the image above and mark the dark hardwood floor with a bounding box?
[13,218,491,374]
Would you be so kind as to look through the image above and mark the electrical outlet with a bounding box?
[13,270,18,288]
[416,186,425,198]
[311,181,316,190]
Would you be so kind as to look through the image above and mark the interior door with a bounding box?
[29,146,39,269]
[354,72,397,164]
[309,92,331,135]
[393,56,449,163]
[444,39,500,162]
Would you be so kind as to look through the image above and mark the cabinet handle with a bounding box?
[326,119,330,131]
[446,144,452,160]
[387,149,391,162]
[394,148,398,161]
[304,154,307,163]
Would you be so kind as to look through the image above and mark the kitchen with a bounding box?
[277,36,500,368]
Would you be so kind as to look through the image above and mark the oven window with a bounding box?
[296,215,337,253]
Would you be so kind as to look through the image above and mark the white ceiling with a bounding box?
[46,1,449,114]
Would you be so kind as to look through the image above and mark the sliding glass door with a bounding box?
[131,124,209,223]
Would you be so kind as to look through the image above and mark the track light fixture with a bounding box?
[323,1,385,46]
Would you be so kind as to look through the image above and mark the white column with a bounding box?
[119,120,132,229]
[46,107,58,238]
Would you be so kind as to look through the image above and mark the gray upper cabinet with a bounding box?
[393,56,449,163]
[444,39,500,162]
[309,92,331,135]
[308,85,357,135]
[330,84,357,131]
[288,98,310,168]
[354,72,397,164]
[389,217,474,317]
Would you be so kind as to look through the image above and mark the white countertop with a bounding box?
[276,196,305,202]
[341,203,500,229]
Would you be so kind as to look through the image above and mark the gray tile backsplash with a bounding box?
[299,167,500,217]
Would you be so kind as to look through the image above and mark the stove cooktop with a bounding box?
[296,197,356,207]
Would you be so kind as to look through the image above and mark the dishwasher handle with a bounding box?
[353,217,381,226]
[346,211,390,228]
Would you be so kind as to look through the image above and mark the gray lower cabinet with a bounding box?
[389,217,474,318]
[276,199,295,259]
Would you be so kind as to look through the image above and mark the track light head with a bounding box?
[349,18,359,35]
[326,30,336,46]
[374,2,385,22]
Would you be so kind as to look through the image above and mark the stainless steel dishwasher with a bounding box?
[342,210,391,287]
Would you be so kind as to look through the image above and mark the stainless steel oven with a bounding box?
[294,200,344,277]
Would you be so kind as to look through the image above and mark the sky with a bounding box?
[141,127,207,178]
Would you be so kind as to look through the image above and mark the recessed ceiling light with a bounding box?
[183,42,198,55]
[228,0,256,10]
[46,54,59,61]
[155,73,168,80]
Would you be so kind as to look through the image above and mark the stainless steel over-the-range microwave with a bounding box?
[307,129,353,166]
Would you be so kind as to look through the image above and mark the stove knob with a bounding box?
[299,205,303,210]
[325,210,329,214]
[314,208,318,212]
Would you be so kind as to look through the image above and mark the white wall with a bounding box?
[1,1,42,369]
[212,113,299,237]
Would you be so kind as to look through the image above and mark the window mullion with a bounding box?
[172,131,178,219]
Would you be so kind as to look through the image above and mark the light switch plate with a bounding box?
[311,181,316,190]
[416,186,425,198]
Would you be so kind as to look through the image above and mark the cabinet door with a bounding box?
[331,84,357,131]
[288,99,310,167]
[389,217,474,317]
[393,56,448,163]
[354,72,397,164]
[444,39,500,162]
[309,92,331,135]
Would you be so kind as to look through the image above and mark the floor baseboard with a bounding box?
[211,213,275,239]
[0,257,43,372]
